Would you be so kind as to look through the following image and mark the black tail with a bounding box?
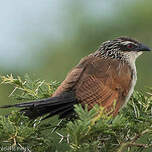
[0,92,77,120]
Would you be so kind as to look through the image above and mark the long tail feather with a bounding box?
[0,92,77,120]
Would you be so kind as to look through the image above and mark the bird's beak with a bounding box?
[138,44,151,52]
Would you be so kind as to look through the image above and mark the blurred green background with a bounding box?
[0,0,152,108]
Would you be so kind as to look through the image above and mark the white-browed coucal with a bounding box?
[1,37,151,120]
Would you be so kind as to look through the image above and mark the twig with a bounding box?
[117,129,152,152]
[9,81,26,97]
[55,131,70,144]
[56,131,64,143]
[51,119,63,133]
[18,143,31,152]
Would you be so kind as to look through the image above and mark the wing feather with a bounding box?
[74,57,132,115]
[53,55,132,116]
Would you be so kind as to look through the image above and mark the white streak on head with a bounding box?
[121,41,135,45]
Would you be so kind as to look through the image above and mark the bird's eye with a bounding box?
[127,43,134,49]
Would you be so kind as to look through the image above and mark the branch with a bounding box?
[117,129,152,152]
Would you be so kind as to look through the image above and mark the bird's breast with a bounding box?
[123,63,137,106]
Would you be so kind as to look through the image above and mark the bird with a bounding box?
[0,36,151,120]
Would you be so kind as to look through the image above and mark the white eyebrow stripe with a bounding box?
[121,41,135,45]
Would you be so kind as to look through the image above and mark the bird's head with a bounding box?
[99,37,151,63]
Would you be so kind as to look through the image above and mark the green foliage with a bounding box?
[0,74,60,101]
[0,74,152,152]
[0,111,49,151]
[67,92,152,152]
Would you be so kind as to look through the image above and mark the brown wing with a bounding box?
[74,57,132,115]
[53,55,132,116]
[52,55,94,97]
